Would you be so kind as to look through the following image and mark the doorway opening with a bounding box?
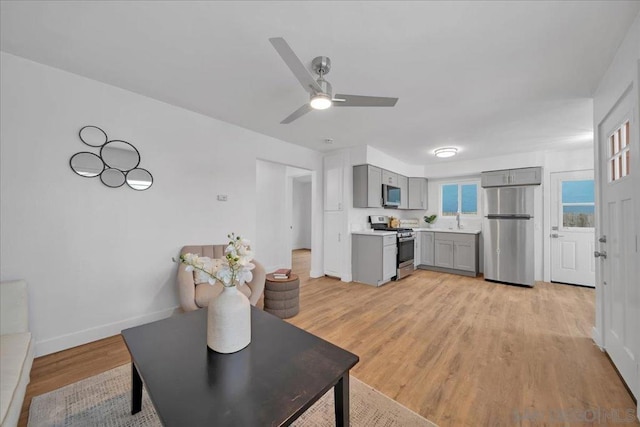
[255,160,314,281]
[290,171,312,284]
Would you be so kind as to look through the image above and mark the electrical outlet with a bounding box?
[217,195,228,201]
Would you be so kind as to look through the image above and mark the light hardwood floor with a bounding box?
[20,251,638,426]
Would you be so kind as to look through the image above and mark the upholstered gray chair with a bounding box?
[177,245,266,312]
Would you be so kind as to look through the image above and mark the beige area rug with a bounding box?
[28,364,437,427]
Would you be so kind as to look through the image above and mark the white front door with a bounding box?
[598,86,638,398]
[550,170,596,287]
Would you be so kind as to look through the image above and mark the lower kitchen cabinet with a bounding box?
[434,238,454,268]
[453,239,475,271]
[417,231,479,277]
[352,233,397,286]
[418,231,435,266]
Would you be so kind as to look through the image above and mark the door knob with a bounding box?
[598,235,607,243]
[594,250,607,259]
[550,233,564,238]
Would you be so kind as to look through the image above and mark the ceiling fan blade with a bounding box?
[333,94,398,107]
[269,37,322,94]
[281,104,313,124]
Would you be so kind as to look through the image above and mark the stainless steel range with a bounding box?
[369,215,416,280]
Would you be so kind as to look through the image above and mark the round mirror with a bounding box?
[126,168,153,191]
[100,140,140,172]
[79,126,108,147]
[69,152,104,178]
[100,168,126,188]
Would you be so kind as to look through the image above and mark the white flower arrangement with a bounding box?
[175,233,255,287]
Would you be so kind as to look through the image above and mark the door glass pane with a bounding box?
[461,184,477,214]
[562,180,594,203]
[442,184,458,216]
[563,205,595,227]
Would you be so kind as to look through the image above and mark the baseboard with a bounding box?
[341,274,352,283]
[592,326,604,350]
[35,306,180,357]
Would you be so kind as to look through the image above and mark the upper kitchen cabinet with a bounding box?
[397,175,408,209]
[481,167,542,187]
[324,153,344,211]
[408,177,428,210]
[511,167,542,185]
[382,169,398,186]
[353,164,383,208]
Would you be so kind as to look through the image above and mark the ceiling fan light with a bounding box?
[310,94,332,110]
[434,147,458,158]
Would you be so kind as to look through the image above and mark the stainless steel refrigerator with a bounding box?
[483,186,535,287]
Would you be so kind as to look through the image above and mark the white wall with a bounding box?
[292,179,312,249]
[255,160,288,272]
[591,11,640,406]
[0,52,323,356]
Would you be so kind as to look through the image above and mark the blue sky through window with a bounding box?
[461,184,477,214]
[442,183,478,215]
[442,184,458,215]
[562,180,594,203]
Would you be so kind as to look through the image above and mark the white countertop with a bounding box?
[413,227,481,235]
[351,230,397,236]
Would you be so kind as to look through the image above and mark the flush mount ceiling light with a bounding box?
[434,147,458,158]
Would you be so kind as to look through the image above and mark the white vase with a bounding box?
[207,286,251,353]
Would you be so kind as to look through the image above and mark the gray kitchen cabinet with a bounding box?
[353,164,383,208]
[510,167,542,186]
[434,238,454,268]
[383,243,397,280]
[481,170,510,187]
[418,231,435,266]
[453,240,475,271]
[397,174,408,209]
[418,231,479,277]
[408,177,428,210]
[382,169,398,186]
[352,233,397,286]
[481,167,542,187]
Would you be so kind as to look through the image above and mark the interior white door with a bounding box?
[598,87,638,398]
[550,170,596,287]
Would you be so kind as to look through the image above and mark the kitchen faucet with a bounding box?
[456,211,462,229]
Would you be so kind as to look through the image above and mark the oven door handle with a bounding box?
[398,237,415,242]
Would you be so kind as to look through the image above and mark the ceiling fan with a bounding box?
[269,37,399,124]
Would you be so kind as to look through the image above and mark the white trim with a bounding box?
[309,269,323,278]
[34,306,180,356]
[592,326,604,350]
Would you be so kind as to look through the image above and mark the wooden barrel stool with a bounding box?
[264,273,300,319]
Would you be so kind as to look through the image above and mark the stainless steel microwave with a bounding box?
[382,184,400,207]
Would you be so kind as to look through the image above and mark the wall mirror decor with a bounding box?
[126,168,153,191]
[70,152,105,177]
[100,140,140,171]
[79,125,108,147]
[70,125,153,191]
[101,168,126,188]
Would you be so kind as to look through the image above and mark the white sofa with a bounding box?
[0,280,34,427]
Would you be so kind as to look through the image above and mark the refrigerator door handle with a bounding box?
[486,214,532,220]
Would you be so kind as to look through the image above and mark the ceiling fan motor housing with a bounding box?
[313,78,333,99]
[312,56,331,76]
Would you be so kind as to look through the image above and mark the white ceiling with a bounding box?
[1,1,638,165]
